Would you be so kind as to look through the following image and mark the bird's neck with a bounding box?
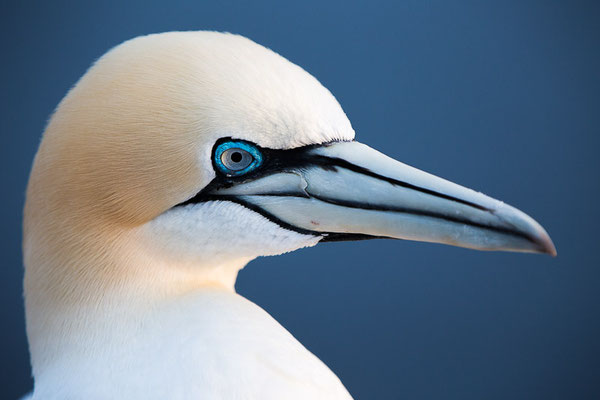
[24,223,249,385]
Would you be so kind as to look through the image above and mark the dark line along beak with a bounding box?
[188,141,556,255]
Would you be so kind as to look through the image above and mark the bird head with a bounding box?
[24,31,555,300]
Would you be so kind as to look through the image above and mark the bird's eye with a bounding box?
[221,148,253,170]
[214,140,263,176]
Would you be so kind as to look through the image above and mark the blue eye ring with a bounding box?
[213,140,263,176]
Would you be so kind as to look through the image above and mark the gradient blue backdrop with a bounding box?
[2,1,599,399]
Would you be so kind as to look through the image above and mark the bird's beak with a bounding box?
[203,141,556,255]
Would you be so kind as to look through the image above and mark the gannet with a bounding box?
[23,31,556,400]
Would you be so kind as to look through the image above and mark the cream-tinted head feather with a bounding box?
[27,31,353,227]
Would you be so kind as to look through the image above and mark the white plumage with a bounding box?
[23,31,554,399]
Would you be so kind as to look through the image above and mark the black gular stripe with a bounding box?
[193,194,320,236]
[187,194,387,242]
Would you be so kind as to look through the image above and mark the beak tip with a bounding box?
[494,203,556,257]
[529,225,556,257]
[540,235,557,257]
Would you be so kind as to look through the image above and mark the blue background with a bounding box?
[2,1,599,399]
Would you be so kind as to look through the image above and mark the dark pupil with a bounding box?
[230,151,243,163]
